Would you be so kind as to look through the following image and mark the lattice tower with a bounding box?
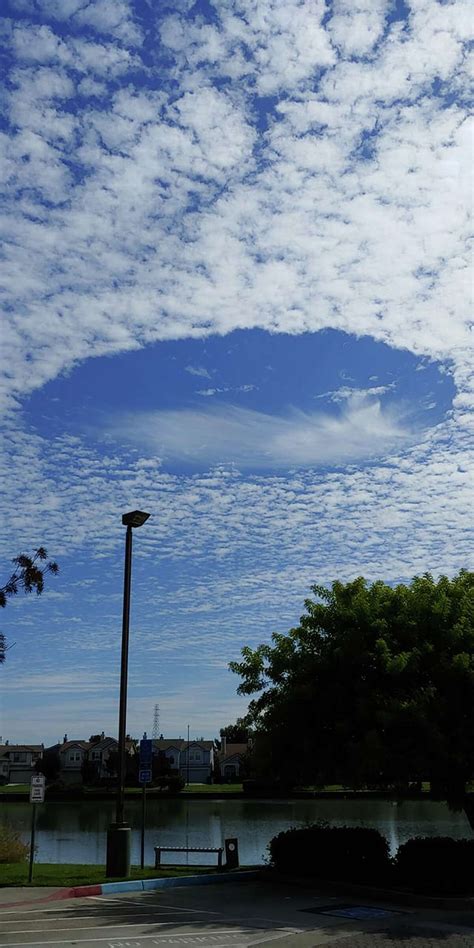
[152,704,160,740]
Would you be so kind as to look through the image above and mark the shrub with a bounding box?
[394,836,474,895]
[243,778,292,796]
[0,823,29,863]
[268,822,391,884]
[45,781,85,797]
[152,774,185,792]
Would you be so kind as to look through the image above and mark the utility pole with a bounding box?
[186,723,190,787]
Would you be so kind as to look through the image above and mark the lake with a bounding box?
[3,797,472,866]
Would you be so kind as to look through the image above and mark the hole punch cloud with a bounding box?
[108,395,413,469]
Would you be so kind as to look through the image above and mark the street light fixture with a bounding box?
[106,510,150,878]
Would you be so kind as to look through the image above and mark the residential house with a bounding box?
[45,733,136,784]
[152,738,215,784]
[0,743,44,783]
[217,738,249,781]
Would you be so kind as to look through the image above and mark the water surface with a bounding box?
[4,797,471,866]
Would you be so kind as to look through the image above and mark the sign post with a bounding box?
[29,775,45,882]
[139,739,153,868]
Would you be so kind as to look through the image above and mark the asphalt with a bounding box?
[1,880,474,947]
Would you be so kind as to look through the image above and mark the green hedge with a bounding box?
[269,825,474,895]
[268,822,391,883]
[394,837,474,895]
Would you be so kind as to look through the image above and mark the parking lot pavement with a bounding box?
[1,881,474,948]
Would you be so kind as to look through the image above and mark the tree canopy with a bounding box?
[0,548,59,663]
[219,719,252,745]
[230,571,474,815]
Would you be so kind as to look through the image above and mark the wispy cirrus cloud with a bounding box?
[107,397,412,469]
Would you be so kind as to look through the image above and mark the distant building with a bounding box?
[0,743,43,783]
[152,739,215,784]
[217,737,249,780]
[44,733,136,784]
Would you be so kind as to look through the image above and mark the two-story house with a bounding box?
[217,739,249,781]
[0,743,44,783]
[152,738,215,784]
[45,733,136,783]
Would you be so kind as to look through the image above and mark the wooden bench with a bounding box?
[154,846,223,868]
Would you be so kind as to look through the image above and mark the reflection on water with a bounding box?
[4,798,472,865]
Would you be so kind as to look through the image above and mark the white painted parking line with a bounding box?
[0,927,277,947]
[88,900,298,929]
[0,921,206,936]
[0,913,205,925]
[91,900,222,917]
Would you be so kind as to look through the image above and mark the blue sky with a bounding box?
[0,0,472,746]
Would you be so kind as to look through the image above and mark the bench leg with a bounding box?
[155,849,161,868]
[218,850,222,869]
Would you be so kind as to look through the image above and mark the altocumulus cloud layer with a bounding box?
[1,0,472,410]
[0,0,473,741]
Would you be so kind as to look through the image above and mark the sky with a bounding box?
[0,0,472,748]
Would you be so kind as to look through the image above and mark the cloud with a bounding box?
[0,0,472,416]
[0,0,473,745]
[315,384,395,402]
[185,365,212,379]
[107,397,412,468]
[197,383,257,396]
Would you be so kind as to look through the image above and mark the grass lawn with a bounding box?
[0,863,216,887]
[0,784,244,796]
[0,784,29,794]
[182,783,242,793]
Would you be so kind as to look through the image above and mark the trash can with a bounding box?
[225,837,239,869]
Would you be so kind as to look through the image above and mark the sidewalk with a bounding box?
[0,870,260,909]
[0,886,70,909]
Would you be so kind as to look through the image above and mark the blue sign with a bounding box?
[139,769,152,784]
[139,739,153,766]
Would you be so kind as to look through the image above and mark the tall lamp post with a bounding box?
[106,510,150,878]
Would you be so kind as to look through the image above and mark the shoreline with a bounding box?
[0,789,432,803]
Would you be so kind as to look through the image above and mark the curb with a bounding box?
[0,871,260,908]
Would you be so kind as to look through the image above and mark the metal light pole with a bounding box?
[186,723,190,787]
[106,510,150,878]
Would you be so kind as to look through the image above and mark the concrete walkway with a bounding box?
[0,887,70,908]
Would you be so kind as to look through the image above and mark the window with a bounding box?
[13,753,26,763]
[69,752,81,762]
[92,751,101,760]
[169,756,175,765]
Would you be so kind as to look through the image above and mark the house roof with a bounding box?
[0,745,43,756]
[219,743,248,762]
[153,739,214,751]
[90,736,116,750]
[59,741,91,752]
[46,738,134,754]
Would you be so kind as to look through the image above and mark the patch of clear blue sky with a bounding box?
[25,329,455,465]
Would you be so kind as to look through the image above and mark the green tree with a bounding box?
[216,719,252,748]
[35,751,60,782]
[0,548,59,663]
[230,571,474,824]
